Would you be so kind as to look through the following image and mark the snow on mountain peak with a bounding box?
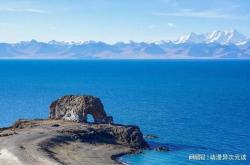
[175,32,205,44]
[175,30,247,45]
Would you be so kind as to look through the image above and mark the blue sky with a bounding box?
[0,0,249,43]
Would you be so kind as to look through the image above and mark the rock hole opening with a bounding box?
[87,114,95,123]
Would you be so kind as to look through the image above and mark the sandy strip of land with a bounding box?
[0,120,133,165]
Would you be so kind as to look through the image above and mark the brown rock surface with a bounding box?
[49,95,113,124]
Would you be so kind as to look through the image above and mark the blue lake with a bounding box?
[0,60,249,164]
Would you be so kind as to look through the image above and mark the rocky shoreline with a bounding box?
[0,95,149,165]
[0,119,148,165]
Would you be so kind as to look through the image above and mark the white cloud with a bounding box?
[23,9,46,14]
[148,23,175,29]
[167,22,175,28]
[153,9,250,21]
[0,7,47,14]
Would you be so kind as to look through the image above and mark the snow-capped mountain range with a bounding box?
[0,30,249,59]
[175,30,247,44]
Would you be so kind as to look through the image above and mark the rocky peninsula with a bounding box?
[0,95,148,165]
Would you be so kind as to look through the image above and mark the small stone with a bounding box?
[154,146,169,152]
[143,134,159,139]
[51,124,60,127]
[20,145,25,150]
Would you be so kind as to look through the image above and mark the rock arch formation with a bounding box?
[49,95,113,124]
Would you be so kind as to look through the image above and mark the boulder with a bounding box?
[57,123,149,149]
[154,146,169,152]
[49,95,113,124]
[143,134,159,139]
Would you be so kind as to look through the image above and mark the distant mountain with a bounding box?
[175,30,248,45]
[0,30,249,59]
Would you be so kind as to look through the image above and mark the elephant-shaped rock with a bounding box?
[49,95,113,124]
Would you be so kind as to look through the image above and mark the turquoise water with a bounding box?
[0,60,249,165]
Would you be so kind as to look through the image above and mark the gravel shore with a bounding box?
[0,120,147,165]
